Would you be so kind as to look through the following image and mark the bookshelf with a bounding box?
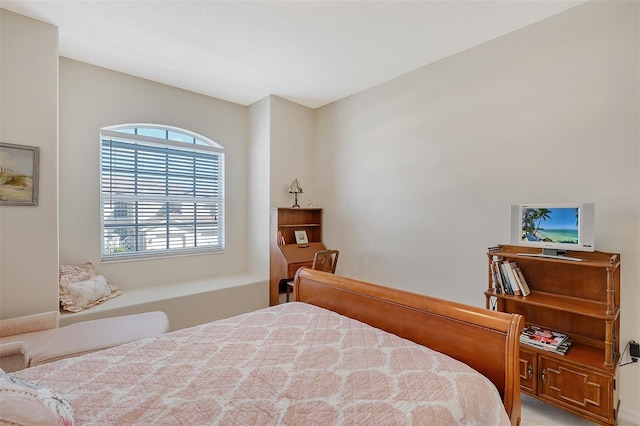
[485,244,620,425]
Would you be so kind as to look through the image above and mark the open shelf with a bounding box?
[520,330,619,374]
[489,247,619,269]
[485,290,618,320]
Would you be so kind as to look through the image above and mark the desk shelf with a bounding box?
[269,208,324,305]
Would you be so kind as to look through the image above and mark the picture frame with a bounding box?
[0,142,40,206]
[294,230,309,245]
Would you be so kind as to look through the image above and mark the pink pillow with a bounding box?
[0,370,74,425]
[58,262,96,283]
[58,263,121,312]
[59,275,121,313]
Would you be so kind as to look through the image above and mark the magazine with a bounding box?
[522,336,573,356]
[551,338,573,355]
[520,325,569,350]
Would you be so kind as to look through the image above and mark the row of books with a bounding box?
[520,324,573,355]
[491,257,531,296]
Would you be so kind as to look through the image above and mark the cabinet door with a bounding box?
[538,356,613,423]
[519,347,536,394]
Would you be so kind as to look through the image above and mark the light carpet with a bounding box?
[521,394,597,425]
[521,394,636,425]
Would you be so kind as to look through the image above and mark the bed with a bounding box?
[5,268,523,425]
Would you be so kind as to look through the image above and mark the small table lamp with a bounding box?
[288,178,303,208]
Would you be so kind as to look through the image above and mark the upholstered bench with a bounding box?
[0,311,169,372]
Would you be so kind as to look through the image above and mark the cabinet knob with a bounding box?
[527,364,533,379]
[541,368,547,384]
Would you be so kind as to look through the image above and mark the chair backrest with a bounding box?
[312,250,339,274]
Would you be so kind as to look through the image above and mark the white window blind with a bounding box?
[100,126,224,260]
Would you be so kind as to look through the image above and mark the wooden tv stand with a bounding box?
[485,244,620,425]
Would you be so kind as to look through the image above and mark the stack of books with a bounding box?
[520,325,572,355]
[491,256,531,296]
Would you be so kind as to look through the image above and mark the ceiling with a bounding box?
[2,0,586,109]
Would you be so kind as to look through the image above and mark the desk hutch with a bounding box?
[269,207,325,305]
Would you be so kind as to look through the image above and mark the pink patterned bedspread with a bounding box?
[15,302,509,425]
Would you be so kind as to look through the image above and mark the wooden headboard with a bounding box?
[294,268,523,426]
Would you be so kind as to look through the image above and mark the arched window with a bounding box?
[100,124,224,260]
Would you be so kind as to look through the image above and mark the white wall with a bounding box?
[247,96,271,280]
[58,58,253,290]
[0,10,59,318]
[269,96,316,209]
[315,1,639,422]
[247,95,316,282]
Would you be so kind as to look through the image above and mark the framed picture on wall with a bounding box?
[294,230,309,245]
[0,142,40,206]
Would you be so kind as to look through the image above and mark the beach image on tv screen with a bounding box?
[521,207,579,245]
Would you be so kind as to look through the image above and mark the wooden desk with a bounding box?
[269,241,325,305]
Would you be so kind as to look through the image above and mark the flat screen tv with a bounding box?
[510,203,595,259]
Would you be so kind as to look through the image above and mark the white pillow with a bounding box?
[59,275,121,313]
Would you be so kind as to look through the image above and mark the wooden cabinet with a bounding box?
[519,346,537,394]
[269,208,324,306]
[485,244,620,425]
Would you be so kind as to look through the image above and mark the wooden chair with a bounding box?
[286,249,339,302]
[311,249,339,273]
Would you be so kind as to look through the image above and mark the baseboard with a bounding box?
[618,408,640,426]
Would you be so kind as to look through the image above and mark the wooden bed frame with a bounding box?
[294,268,524,426]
